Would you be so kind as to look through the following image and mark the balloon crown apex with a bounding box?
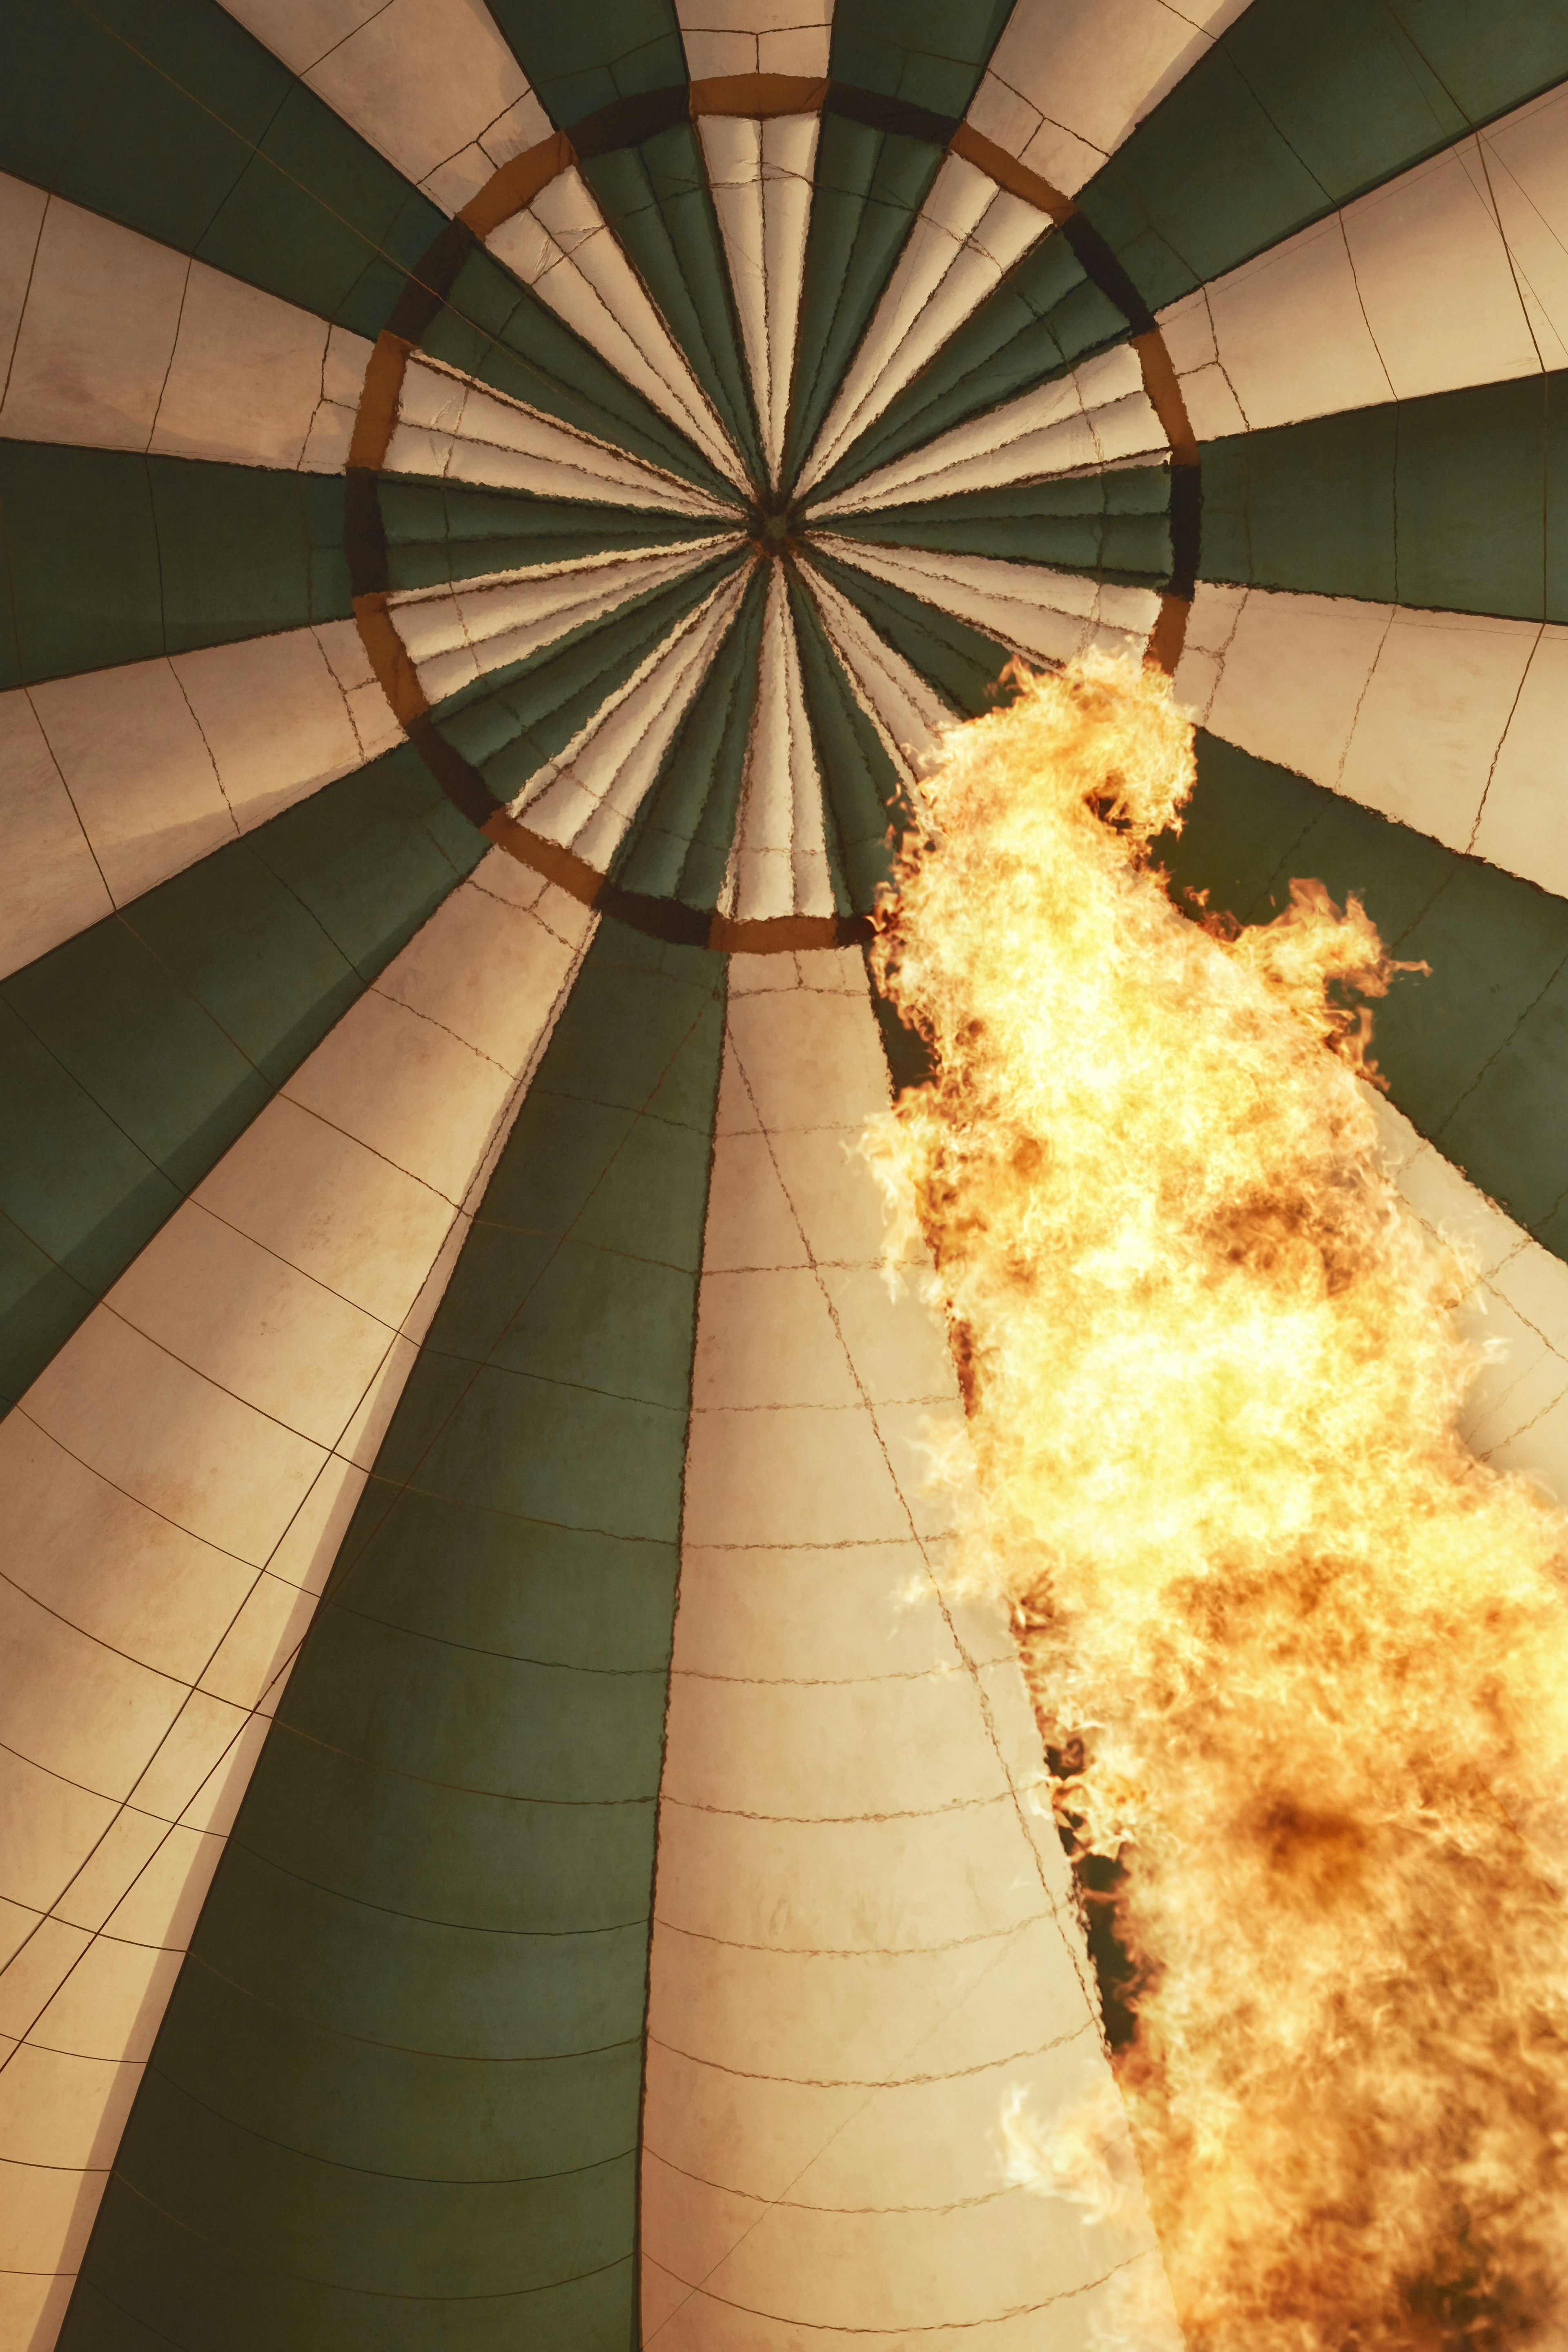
[748,488,805,552]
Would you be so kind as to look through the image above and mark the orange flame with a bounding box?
[867,655,1568,2349]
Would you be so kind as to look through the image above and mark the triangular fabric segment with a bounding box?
[218,0,551,216]
[1175,582,1568,905]
[0,176,369,473]
[377,477,732,595]
[795,558,951,777]
[823,466,1174,585]
[57,921,727,2352]
[0,444,350,691]
[644,949,1149,2336]
[813,343,1161,516]
[1199,375,1568,620]
[2,618,400,977]
[392,542,737,706]
[724,564,834,921]
[803,539,1013,716]
[795,147,1049,497]
[815,532,1158,670]
[0,746,486,1414]
[526,567,756,867]
[700,112,820,487]
[1166,732,1568,1259]
[485,166,748,490]
[786,564,914,912]
[610,561,772,909]
[429,544,748,803]
[480,0,689,128]
[388,359,731,516]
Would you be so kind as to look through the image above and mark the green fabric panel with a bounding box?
[1162,733,1568,1259]
[579,129,765,489]
[826,467,1172,585]
[1389,0,1568,126]
[1,0,292,262]
[152,459,352,653]
[817,0,1568,505]
[0,444,162,686]
[1399,375,1565,620]
[197,82,439,339]
[482,0,687,127]
[323,1490,683,1675]
[433,548,745,800]
[864,940,938,1094]
[787,568,913,911]
[804,542,1009,717]
[804,233,1123,505]
[829,0,1017,114]
[421,251,737,504]
[69,2055,634,2307]
[65,924,725,2352]
[123,1965,644,2186]
[1199,373,1568,619]
[64,2253,633,2352]
[611,561,769,906]
[782,115,947,494]
[0,744,481,1412]
[0,0,729,499]
[0,0,442,332]
[379,477,731,590]
[0,444,350,688]
[1199,405,1399,606]
[1074,0,1568,315]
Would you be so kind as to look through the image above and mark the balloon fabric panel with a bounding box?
[3,0,1568,2343]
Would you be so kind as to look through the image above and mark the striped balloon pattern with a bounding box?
[2,2,1567,2346]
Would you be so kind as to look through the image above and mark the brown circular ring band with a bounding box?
[348,74,1198,953]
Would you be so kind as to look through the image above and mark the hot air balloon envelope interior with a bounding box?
[3,1,1568,2347]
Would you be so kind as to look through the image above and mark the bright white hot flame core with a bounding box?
[866,656,1568,2350]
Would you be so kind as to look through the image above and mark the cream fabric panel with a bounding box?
[723,568,833,922]
[218,0,550,214]
[967,0,1251,197]
[701,114,819,485]
[796,563,949,793]
[798,156,1049,498]
[523,566,752,864]
[0,622,401,982]
[0,178,372,470]
[813,533,1158,671]
[1160,82,1568,441]
[0,858,595,2350]
[675,0,832,81]
[487,173,747,490]
[641,951,1173,2348]
[386,356,731,515]
[1370,1091,1568,1501]
[1176,584,1568,902]
[389,540,741,704]
[810,343,1163,515]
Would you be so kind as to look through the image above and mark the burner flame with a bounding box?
[867,655,1568,2350]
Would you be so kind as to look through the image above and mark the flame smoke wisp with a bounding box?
[867,658,1568,2349]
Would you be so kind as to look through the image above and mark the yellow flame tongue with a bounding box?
[866,655,1568,2350]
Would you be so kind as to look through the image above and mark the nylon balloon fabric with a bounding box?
[4,3,1568,2349]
